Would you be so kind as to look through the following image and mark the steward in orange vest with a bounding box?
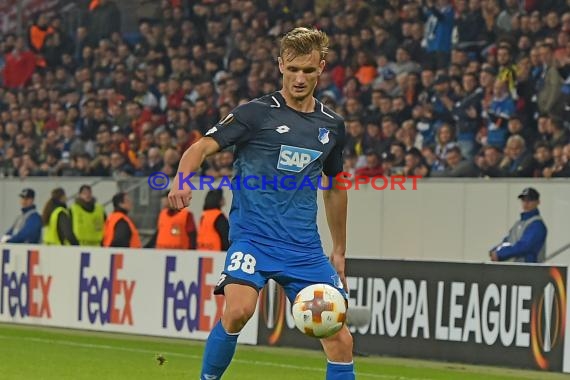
[197,190,229,251]
[102,192,141,248]
[150,195,197,249]
[27,13,54,68]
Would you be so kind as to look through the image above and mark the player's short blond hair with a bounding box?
[280,27,329,61]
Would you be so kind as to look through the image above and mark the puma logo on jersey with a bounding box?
[277,145,322,173]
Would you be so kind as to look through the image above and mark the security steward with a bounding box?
[70,184,106,246]
[490,187,548,263]
[147,193,197,249]
[197,189,229,251]
[42,187,79,246]
[103,192,141,248]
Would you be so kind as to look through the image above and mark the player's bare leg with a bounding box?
[200,283,258,380]
[221,284,259,332]
[321,325,355,379]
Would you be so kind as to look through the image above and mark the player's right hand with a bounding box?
[168,178,192,210]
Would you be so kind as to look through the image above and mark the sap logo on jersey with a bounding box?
[0,249,52,319]
[277,145,322,173]
[162,256,224,333]
[78,253,136,326]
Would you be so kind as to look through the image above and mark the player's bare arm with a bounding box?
[168,137,220,210]
[323,175,348,292]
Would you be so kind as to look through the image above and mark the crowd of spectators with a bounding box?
[1,0,570,179]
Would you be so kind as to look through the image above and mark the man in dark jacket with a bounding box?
[2,188,42,244]
[86,0,121,45]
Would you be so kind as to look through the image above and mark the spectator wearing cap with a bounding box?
[1,188,42,244]
[490,188,547,263]
[70,185,106,246]
[42,188,79,246]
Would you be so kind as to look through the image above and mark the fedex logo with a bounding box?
[162,256,224,332]
[78,253,136,325]
[1,249,52,319]
[277,145,322,173]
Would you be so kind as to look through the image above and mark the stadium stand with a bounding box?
[1,0,570,179]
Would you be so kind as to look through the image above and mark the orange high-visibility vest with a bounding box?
[89,0,100,10]
[156,208,191,249]
[29,25,54,52]
[102,211,142,248]
[197,209,223,251]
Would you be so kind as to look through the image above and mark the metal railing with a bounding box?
[545,243,570,262]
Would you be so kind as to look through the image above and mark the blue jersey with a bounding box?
[206,91,345,251]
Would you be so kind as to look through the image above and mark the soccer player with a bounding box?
[168,27,354,380]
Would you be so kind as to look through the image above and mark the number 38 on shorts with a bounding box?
[227,251,257,274]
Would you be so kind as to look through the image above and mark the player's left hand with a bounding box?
[330,253,348,293]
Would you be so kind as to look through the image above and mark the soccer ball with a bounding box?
[291,283,347,338]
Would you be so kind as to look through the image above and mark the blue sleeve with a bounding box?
[496,221,547,261]
[7,214,42,243]
[323,121,346,177]
[206,102,260,149]
[6,225,14,235]
[506,99,515,116]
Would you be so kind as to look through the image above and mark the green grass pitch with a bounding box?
[0,323,567,380]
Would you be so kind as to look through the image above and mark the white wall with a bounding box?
[1,178,569,265]
[316,178,570,266]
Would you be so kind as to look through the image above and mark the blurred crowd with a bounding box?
[1,0,570,179]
